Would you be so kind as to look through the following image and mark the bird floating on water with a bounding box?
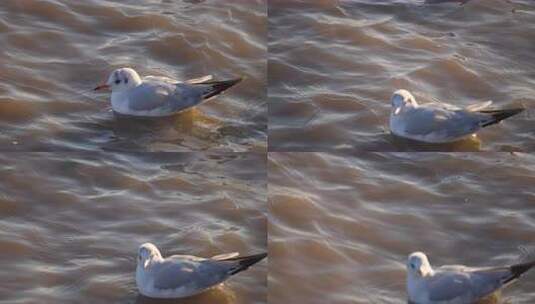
[94,67,242,117]
[136,242,267,299]
[407,251,535,304]
[389,89,524,143]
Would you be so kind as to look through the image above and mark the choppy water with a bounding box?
[0,153,267,303]
[269,152,535,303]
[269,0,534,152]
[2,1,535,304]
[0,0,267,152]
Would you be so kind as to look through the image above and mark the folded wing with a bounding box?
[152,257,229,292]
[127,78,242,114]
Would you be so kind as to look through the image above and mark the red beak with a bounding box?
[94,84,110,91]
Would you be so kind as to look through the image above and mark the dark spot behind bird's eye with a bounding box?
[125,78,128,84]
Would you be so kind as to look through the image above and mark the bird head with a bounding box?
[407,252,434,278]
[94,67,142,92]
[391,89,418,115]
[138,243,162,269]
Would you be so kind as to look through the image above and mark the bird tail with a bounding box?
[224,253,267,275]
[199,77,243,100]
[478,108,524,127]
[504,260,535,285]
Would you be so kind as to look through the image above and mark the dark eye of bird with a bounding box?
[115,79,121,85]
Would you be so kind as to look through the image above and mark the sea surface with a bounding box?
[269,152,535,304]
[0,0,267,152]
[0,153,267,303]
[269,0,534,152]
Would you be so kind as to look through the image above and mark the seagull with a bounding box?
[94,67,242,117]
[135,243,267,299]
[407,252,535,304]
[389,89,524,143]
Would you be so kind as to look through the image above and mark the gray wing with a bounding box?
[211,252,240,261]
[428,266,507,302]
[186,75,213,84]
[402,104,484,138]
[426,271,475,302]
[143,75,180,84]
[465,100,492,112]
[143,75,213,84]
[128,81,204,113]
[151,257,230,291]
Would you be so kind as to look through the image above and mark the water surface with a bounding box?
[0,0,266,152]
[0,152,267,303]
[269,0,534,151]
[269,152,535,303]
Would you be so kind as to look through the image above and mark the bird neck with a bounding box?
[404,101,418,109]
[130,77,142,87]
[421,267,434,277]
[128,71,143,87]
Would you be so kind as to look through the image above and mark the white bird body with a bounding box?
[136,243,266,299]
[389,90,524,143]
[95,68,242,117]
[406,252,535,304]
[136,254,222,298]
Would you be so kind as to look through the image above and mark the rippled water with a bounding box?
[269,0,534,152]
[0,0,266,152]
[3,1,535,304]
[0,153,267,303]
[269,152,535,304]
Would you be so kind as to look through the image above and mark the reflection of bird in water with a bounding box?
[135,285,236,304]
[101,108,224,151]
[390,132,482,151]
[408,292,508,304]
[476,292,508,304]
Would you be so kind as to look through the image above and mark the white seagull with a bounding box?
[407,252,535,304]
[135,243,267,299]
[94,67,242,117]
[389,89,524,143]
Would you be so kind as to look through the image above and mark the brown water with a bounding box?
[269,152,535,304]
[269,0,534,152]
[2,1,535,304]
[0,153,267,303]
[0,0,266,152]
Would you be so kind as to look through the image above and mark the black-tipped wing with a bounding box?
[127,78,242,114]
[478,108,524,127]
[196,78,243,100]
[221,252,267,275]
[504,260,535,284]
